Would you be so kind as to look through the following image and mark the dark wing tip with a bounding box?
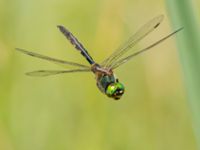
[25,72,34,76]
[173,27,184,34]
[25,72,33,76]
[15,47,23,51]
[154,22,160,28]
[178,27,184,31]
[15,48,27,54]
[25,70,47,77]
[153,15,164,29]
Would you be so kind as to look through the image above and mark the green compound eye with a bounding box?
[106,82,125,100]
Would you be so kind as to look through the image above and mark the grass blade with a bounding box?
[166,0,200,148]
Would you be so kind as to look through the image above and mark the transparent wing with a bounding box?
[111,27,183,69]
[26,68,91,77]
[101,15,164,68]
[16,48,90,69]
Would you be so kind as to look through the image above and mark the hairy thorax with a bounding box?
[91,63,116,93]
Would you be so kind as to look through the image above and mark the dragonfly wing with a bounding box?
[111,27,183,69]
[101,15,164,68]
[26,68,91,77]
[16,48,90,69]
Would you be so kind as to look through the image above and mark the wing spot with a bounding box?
[154,23,160,28]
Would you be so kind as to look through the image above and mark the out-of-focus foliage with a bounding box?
[0,0,197,150]
[167,0,200,149]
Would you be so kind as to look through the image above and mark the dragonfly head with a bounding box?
[106,82,125,100]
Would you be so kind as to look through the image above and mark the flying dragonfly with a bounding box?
[16,15,183,100]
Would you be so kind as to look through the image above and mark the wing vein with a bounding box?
[101,15,164,67]
[16,48,90,69]
[26,69,91,77]
[111,27,183,69]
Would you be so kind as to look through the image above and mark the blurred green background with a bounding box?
[0,0,199,150]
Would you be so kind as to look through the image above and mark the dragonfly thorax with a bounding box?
[91,63,113,75]
[91,63,124,100]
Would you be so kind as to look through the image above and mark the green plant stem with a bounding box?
[166,0,200,149]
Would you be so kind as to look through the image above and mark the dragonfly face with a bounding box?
[106,82,125,100]
[16,15,183,100]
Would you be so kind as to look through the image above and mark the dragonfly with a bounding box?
[16,15,183,100]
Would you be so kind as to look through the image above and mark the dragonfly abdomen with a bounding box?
[57,25,95,65]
